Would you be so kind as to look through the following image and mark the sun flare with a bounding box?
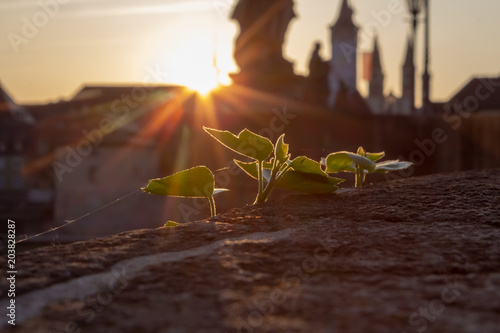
[159,25,235,96]
[184,68,220,96]
[179,61,233,96]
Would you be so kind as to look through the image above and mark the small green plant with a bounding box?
[142,166,228,217]
[204,127,344,204]
[323,146,412,188]
[143,128,412,221]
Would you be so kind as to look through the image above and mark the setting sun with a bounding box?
[154,21,235,96]
[179,65,232,96]
[176,43,234,96]
[182,67,220,96]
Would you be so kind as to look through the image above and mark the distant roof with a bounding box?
[0,83,35,125]
[27,84,192,147]
[446,76,500,112]
[24,84,188,121]
[0,84,34,154]
[70,84,186,104]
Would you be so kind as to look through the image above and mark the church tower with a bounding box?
[367,36,385,114]
[400,36,415,115]
[328,0,358,108]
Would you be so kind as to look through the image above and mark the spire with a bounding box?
[340,0,351,14]
[368,34,385,110]
[403,35,414,68]
[372,35,382,72]
[332,0,357,28]
[401,34,416,111]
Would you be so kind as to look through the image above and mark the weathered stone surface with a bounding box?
[1,169,499,332]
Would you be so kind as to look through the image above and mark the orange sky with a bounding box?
[0,0,499,105]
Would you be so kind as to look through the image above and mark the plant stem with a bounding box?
[254,160,265,204]
[260,162,293,202]
[261,178,275,203]
[208,196,216,217]
[355,166,363,188]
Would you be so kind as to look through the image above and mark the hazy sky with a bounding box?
[0,0,499,105]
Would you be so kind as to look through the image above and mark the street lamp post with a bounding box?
[422,0,431,115]
[406,0,424,115]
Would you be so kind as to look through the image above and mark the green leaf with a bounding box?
[276,171,343,194]
[325,153,356,173]
[204,127,273,162]
[234,160,259,179]
[324,153,356,173]
[164,221,179,228]
[290,156,328,176]
[234,160,274,180]
[143,166,220,198]
[373,160,413,173]
[366,151,385,162]
[325,152,376,173]
[274,134,289,163]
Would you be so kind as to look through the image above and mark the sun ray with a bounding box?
[98,88,194,174]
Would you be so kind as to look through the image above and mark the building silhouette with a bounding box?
[399,37,416,116]
[0,83,39,228]
[228,0,431,116]
[367,36,385,115]
[328,0,359,109]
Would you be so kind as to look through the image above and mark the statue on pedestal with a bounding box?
[231,0,298,91]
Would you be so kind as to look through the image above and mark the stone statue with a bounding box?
[231,0,296,76]
[309,42,325,79]
[304,42,330,108]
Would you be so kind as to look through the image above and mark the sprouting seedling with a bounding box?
[203,127,274,203]
[323,146,412,188]
[142,166,228,217]
[204,127,343,204]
